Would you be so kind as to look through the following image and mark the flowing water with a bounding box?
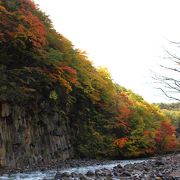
[0,159,146,180]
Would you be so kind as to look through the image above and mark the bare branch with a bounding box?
[174,80,180,88]
[160,65,180,73]
[164,49,180,64]
[153,41,180,102]
[156,88,180,102]
[168,40,180,45]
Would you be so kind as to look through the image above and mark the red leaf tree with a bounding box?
[155,120,178,152]
[0,0,46,51]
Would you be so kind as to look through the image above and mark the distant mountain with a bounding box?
[155,102,180,110]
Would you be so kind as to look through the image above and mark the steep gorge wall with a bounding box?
[0,102,73,168]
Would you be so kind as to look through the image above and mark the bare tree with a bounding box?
[154,44,180,102]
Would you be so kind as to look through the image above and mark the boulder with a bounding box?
[54,172,71,179]
[86,170,94,177]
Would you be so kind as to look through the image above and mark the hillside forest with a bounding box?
[0,0,179,162]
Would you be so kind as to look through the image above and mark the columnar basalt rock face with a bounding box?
[0,102,73,168]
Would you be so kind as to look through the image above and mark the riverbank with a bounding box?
[0,153,179,179]
[54,153,180,180]
[0,158,145,175]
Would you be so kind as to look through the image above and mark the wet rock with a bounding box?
[113,164,124,174]
[150,174,156,178]
[155,160,165,166]
[144,166,149,172]
[61,172,70,178]
[71,172,78,178]
[86,170,94,176]
[173,178,180,180]
[116,164,123,169]
[155,177,162,180]
[77,173,88,180]
[95,169,102,176]
[113,171,119,177]
[120,171,131,177]
[54,172,61,179]
[40,168,46,172]
[99,168,112,177]
[54,172,71,179]
[170,170,180,180]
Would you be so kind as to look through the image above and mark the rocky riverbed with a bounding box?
[54,153,180,180]
[0,153,179,179]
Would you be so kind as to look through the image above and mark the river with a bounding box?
[0,159,146,180]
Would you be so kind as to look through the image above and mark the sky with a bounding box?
[34,0,180,103]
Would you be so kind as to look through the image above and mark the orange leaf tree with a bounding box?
[155,120,178,152]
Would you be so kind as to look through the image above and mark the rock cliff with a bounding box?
[0,102,73,168]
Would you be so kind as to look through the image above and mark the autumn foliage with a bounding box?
[114,138,128,148]
[155,121,178,152]
[0,0,46,50]
[0,0,179,159]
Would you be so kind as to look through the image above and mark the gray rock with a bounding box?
[61,172,70,178]
[120,171,131,177]
[170,170,180,180]
[155,160,165,166]
[54,172,71,179]
[116,164,123,169]
[78,173,88,180]
[54,172,61,179]
[95,169,102,176]
[71,172,78,177]
[100,168,112,176]
[86,170,94,176]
